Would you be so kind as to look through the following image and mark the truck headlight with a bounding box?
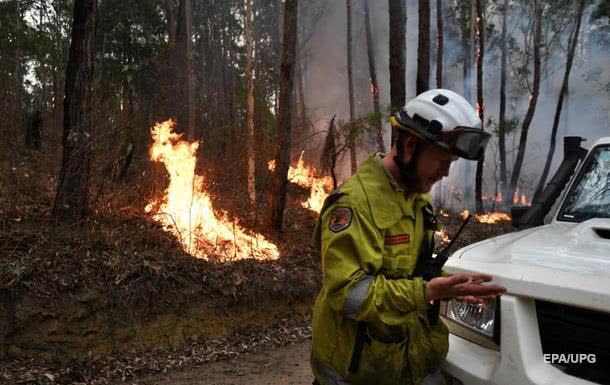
[441,298,500,349]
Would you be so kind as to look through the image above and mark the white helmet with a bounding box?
[389,89,490,160]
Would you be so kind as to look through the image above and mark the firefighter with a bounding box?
[311,89,506,385]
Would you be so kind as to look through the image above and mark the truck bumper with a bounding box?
[442,295,598,385]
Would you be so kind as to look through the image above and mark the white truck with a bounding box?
[441,136,610,385]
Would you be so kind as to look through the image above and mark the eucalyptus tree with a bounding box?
[534,0,587,200]
[474,0,485,213]
[389,0,407,112]
[269,0,298,231]
[417,0,430,94]
[53,0,97,221]
[508,0,542,199]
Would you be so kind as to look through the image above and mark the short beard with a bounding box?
[400,157,428,194]
[396,139,428,194]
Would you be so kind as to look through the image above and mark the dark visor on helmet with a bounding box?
[439,128,491,160]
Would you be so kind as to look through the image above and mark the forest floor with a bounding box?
[0,147,513,385]
[113,340,314,385]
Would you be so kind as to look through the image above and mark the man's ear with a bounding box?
[402,135,418,162]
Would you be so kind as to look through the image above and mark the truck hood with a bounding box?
[444,218,610,311]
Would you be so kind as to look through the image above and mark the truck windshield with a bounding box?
[559,145,610,222]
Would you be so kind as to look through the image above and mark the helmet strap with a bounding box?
[393,130,422,188]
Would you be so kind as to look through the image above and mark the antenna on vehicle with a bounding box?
[442,213,471,258]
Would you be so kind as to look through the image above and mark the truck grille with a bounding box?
[536,300,610,384]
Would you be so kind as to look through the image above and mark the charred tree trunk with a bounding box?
[363,0,384,152]
[509,1,542,198]
[53,0,97,221]
[434,0,444,205]
[389,0,407,111]
[296,54,307,137]
[463,1,475,208]
[417,0,430,95]
[175,0,195,138]
[475,0,485,213]
[346,0,357,174]
[534,0,585,201]
[435,0,443,88]
[14,4,26,145]
[269,0,298,232]
[161,0,177,123]
[25,111,43,151]
[498,0,508,205]
[245,0,256,207]
[321,115,338,190]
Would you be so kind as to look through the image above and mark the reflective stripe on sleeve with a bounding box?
[343,275,374,320]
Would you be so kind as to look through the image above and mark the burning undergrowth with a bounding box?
[0,126,321,362]
[0,120,514,377]
[144,120,279,261]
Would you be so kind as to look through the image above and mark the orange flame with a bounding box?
[435,229,450,244]
[474,212,511,224]
[267,159,276,172]
[496,191,503,203]
[461,209,470,219]
[521,194,530,206]
[513,187,519,205]
[269,152,333,213]
[146,120,278,261]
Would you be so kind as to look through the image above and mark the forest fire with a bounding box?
[269,152,333,213]
[475,212,512,224]
[513,187,531,206]
[435,229,450,244]
[145,120,279,261]
[460,209,511,224]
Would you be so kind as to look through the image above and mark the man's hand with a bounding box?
[425,273,506,303]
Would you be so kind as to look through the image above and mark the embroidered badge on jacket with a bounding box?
[329,207,352,232]
[384,233,410,245]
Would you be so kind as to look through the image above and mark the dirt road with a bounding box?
[119,341,313,385]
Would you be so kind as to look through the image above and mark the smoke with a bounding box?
[300,0,609,210]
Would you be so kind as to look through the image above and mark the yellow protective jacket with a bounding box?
[311,154,448,385]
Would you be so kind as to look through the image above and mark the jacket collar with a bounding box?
[356,154,432,229]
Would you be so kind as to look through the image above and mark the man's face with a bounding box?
[406,141,457,193]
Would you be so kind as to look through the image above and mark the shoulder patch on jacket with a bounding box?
[329,207,352,232]
[320,189,347,216]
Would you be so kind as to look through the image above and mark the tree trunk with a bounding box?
[245,0,256,207]
[509,0,542,197]
[268,0,298,232]
[14,3,26,144]
[435,0,443,88]
[363,0,384,152]
[296,53,308,137]
[161,0,176,123]
[53,0,97,221]
[417,0,430,95]
[433,0,444,206]
[389,0,406,111]
[346,0,357,174]
[463,0,475,208]
[498,0,508,205]
[474,0,485,213]
[321,115,338,190]
[175,0,195,138]
[164,0,176,47]
[533,0,585,201]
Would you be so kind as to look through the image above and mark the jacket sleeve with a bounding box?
[317,200,430,327]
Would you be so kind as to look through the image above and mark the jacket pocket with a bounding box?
[408,315,449,384]
[346,322,409,385]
